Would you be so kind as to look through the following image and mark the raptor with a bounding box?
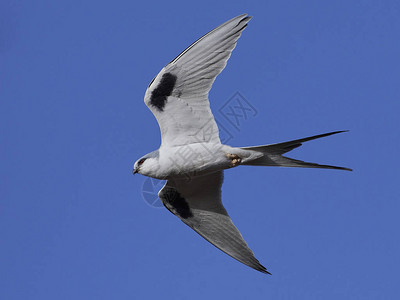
[133,14,351,274]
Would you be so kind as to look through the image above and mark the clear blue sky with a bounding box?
[1,1,399,299]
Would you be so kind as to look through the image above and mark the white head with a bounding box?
[133,150,160,177]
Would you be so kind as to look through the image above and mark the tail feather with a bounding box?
[241,131,352,171]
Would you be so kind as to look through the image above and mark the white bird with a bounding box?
[133,14,351,274]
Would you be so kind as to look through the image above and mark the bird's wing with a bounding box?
[158,171,270,274]
[144,14,252,147]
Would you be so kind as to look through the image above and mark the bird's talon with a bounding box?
[226,153,242,167]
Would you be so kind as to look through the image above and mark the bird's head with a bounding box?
[133,150,160,177]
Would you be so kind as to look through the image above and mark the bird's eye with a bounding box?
[138,159,146,165]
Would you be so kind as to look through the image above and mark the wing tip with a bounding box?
[247,257,271,275]
[253,263,272,275]
[237,14,252,26]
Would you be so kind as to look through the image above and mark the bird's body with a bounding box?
[140,143,260,179]
[133,14,351,274]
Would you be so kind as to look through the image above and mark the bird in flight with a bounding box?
[133,14,351,275]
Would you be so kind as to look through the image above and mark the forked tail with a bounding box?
[241,131,352,171]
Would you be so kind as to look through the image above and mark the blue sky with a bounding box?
[1,1,399,299]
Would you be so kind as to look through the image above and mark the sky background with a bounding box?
[1,1,399,299]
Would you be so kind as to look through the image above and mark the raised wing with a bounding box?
[144,14,252,147]
[158,171,270,274]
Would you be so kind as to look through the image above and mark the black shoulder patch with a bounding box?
[161,187,193,219]
[150,73,177,112]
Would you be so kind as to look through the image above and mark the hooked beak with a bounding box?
[132,168,138,175]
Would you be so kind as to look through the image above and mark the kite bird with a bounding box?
[133,14,351,274]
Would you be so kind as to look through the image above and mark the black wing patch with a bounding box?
[150,73,177,112]
[160,186,193,219]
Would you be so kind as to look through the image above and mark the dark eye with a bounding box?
[138,158,146,165]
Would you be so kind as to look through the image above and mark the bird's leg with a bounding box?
[226,153,242,167]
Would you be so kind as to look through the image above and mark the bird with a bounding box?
[133,14,351,275]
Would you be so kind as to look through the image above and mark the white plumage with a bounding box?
[133,14,350,274]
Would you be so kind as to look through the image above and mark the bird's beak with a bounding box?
[132,168,138,175]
